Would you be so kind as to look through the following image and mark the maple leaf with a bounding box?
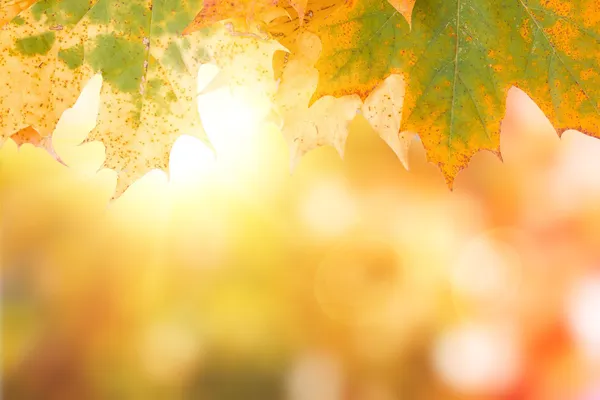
[268,0,600,186]
[268,0,409,96]
[4,0,600,191]
[401,0,600,183]
[0,0,216,194]
[182,0,291,38]
[388,0,415,27]
[9,125,61,161]
[196,25,285,96]
[273,31,360,167]
[0,0,37,26]
[183,0,413,37]
[362,74,415,168]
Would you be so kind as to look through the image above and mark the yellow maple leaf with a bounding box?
[0,0,36,26]
[183,0,291,38]
[362,74,415,169]
[273,32,361,168]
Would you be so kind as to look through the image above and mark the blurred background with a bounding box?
[2,69,600,399]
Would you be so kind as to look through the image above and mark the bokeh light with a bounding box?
[566,273,600,361]
[169,135,216,187]
[298,178,359,239]
[433,321,522,395]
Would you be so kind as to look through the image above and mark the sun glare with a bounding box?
[196,63,270,156]
[168,135,216,186]
[44,62,278,199]
[51,74,104,173]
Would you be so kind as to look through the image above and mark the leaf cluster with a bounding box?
[2,0,600,189]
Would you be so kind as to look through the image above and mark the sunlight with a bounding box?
[193,62,283,195]
[52,74,104,173]
[168,135,216,186]
[196,63,270,156]
[46,65,275,200]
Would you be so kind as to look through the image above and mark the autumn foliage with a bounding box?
[3,1,600,399]
[2,0,600,191]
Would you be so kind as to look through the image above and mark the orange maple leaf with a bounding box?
[183,0,297,37]
[10,126,63,164]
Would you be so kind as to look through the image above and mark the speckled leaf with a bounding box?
[399,0,518,183]
[5,0,600,188]
[0,0,213,194]
[196,24,285,95]
[0,0,37,26]
[9,125,61,161]
[268,0,600,185]
[273,31,361,168]
[362,74,415,168]
[268,0,409,100]
[513,1,600,141]
[182,0,291,38]
[401,0,600,183]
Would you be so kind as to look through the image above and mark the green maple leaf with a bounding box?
[269,0,600,184]
[403,0,600,183]
[0,0,214,194]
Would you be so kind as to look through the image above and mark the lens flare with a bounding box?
[168,135,216,186]
[197,63,270,156]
